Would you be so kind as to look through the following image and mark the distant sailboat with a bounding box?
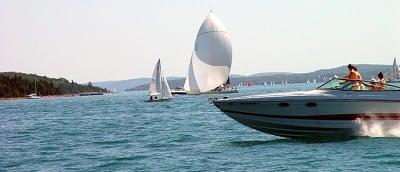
[264,81,268,86]
[246,81,252,87]
[27,75,40,99]
[146,59,172,102]
[387,57,400,82]
[313,78,317,84]
[306,79,310,84]
[183,11,237,94]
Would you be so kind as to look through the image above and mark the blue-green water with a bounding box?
[2,84,400,171]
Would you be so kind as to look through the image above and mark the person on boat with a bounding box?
[370,72,386,91]
[376,72,386,90]
[344,64,363,90]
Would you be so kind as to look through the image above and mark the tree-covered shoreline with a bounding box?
[0,72,108,98]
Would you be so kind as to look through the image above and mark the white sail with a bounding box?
[148,59,171,99]
[184,12,232,94]
[161,74,172,98]
[149,59,162,96]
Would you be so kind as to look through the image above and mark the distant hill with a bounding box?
[93,77,184,91]
[249,72,292,77]
[126,64,392,91]
[92,78,150,92]
[229,74,246,78]
[0,72,108,98]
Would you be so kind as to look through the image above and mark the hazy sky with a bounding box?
[1,0,399,82]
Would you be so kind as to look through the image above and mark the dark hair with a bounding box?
[347,64,358,71]
[378,72,384,79]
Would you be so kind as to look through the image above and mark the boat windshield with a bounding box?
[317,78,400,91]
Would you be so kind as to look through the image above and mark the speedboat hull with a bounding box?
[214,90,400,138]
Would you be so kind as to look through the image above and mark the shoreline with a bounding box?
[0,94,79,101]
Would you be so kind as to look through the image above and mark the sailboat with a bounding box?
[146,59,172,102]
[387,57,400,83]
[27,75,40,99]
[183,11,237,95]
[313,78,317,84]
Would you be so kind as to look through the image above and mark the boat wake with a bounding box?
[355,118,400,137]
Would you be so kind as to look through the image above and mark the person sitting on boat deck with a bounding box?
[376,72,386,90]
[369,72,386,91]
[344,64,363,90]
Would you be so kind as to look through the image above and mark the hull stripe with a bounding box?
[227,113,356,132]
[221,109,400,120]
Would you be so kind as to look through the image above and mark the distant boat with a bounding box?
[27,75,40,99]
[246,81,252,87]
[264,81,268,86]
[171,86,186,95]
[313,78,317,84]
[387,57,400,83]
[79,92,103,96]
[146,59,172,102]
[183,11,237,94]
[306,79,310,84]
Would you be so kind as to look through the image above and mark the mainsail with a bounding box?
[149,59,172,98]
[184,12,232,94]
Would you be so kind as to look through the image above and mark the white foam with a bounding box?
[355,118,400,137]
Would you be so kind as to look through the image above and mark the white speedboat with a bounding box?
[213,78,400,138]
[171,87,187,95]
[145,59,172,102]
[26,93,40,99]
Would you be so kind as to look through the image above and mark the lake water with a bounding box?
[2,84,400,171]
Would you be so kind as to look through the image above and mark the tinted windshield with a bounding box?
[317,78,400,91]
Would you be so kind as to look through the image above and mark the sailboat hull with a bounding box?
[145,98,171,102]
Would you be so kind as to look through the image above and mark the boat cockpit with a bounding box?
[317,78,400,91]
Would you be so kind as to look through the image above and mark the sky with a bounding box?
[0,0,399,83]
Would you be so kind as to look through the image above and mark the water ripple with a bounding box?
[2,85,400,171]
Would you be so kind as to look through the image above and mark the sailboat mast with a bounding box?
[34,76,37,94]
[159,63,163,97]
